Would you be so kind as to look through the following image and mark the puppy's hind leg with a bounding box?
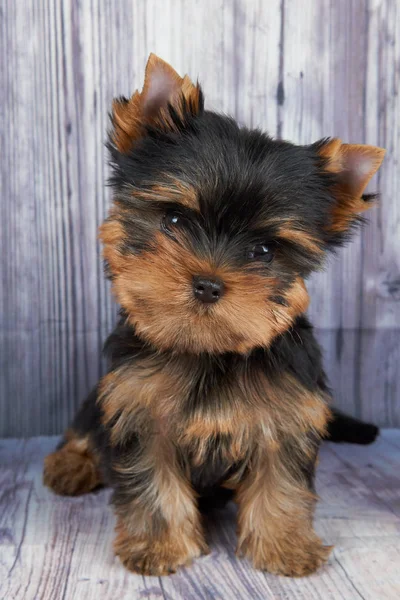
[43,430,102,496]
[43,386,103,496]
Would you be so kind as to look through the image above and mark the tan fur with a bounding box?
[132,178,199,209]
[100,220,310,354]
[99,363,180,442]
[113,433,208,575]
[114,519,207,575]
[236,440,332,576]
[277,223,324,255]
[97,335,329,446]
[232,377,331,575]
[112,54,202,153]
[181,416,253,466]
[43,431,102,496]
[319,138,385,234]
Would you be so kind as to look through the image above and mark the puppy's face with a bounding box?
[102,54,384,354]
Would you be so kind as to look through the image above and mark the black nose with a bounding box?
[193,275,224,304]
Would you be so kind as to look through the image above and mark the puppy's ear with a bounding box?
[111,54,202,152]
[317,138,385,242]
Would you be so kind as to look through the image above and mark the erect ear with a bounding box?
[111,53,202,152]
[318,138,385,240]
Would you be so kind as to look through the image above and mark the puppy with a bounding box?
[44,54,384,577]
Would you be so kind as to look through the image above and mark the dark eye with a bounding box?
[162,211,182,234]
[247,243,275,263]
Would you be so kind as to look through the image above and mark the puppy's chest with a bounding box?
[110,354,327,465]
[157,365,258,437]
[115,355,263,459]
[166,369,257,489]
[140,359,279,467]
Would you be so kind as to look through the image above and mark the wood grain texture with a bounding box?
[1,433,400,599]
[1,0,399,435]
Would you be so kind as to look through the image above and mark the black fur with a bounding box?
[108,111,341,278]
[326,408,379,445]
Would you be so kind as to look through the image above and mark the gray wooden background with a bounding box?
[1,0,399,437]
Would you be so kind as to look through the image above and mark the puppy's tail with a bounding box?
[326,408,379,445]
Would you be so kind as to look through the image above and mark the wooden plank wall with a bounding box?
[1,0,399,436]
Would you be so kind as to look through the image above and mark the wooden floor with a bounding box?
[1,433,400,600]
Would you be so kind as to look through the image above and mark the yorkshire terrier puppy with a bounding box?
[44,54,384,577]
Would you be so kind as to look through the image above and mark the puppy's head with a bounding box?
[102,54,385,354]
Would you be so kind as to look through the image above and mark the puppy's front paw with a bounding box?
[116,542,192,575]
[238,533,332,577]
[114,524,208,575]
